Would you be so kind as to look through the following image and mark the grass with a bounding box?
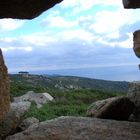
[24,102,88,121]
[10,79,126,121]
[23,89,126,121]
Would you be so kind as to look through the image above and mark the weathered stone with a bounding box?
[123,0,140,9]
[0,0,63,19]
[14,91,54,108]
[6,116,140,140]
[128,82,140,122]
[0,102,31,139]
[0,49,10,122]
[86,96,134,120]
[11,101,31,115]
[133,30,140,58]
[17,117,39,132]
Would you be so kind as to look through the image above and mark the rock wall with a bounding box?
[0,49,10,121]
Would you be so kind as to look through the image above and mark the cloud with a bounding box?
[60,0,122,10]
[42,16,77,29]
[0,19,25,31]
[89,9,139,34]
[37,0,140,51]
[55,29,95,44]
[2,46,32,52]
[1,0,140,81]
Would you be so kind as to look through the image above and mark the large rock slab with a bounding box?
[0,49,10,122]
[86,97,134,120]
[128,82,140,122]
[6,116,140,140]
[133,30,140,58]
[0,0,63,19]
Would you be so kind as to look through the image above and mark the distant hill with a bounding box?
[9,74,129,94]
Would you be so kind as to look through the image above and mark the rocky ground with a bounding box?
[0,84,140,140]
[5,116,140,140]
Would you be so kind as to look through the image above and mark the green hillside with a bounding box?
[9,74,128,121]
[10,74,129,96]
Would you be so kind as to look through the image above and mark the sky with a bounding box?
[1,0,140,81]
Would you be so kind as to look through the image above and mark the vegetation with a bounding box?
[9,74,129,95]
[24,89,125,121]
[10,74,127,121]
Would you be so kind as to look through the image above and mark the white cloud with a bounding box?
[2,46,32,52]
[60,0,122,9]
[34,0,140,51]
[56,29,94,44]
[42,16,77,28]
[21,33,56,46]
[1,0,139,81]
[0,19,25,31]
[117,33,133,48]
[105,31,120,39]
[89,9,138,34]
[96,32,133,48]
[60,0,122,15]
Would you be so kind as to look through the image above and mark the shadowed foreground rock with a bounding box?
[86,97,134,120]
[6,117,140,140]
[0,49,10,122]
[0,0,63,19]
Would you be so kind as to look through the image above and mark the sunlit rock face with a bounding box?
[0,0,63,19]
[0,49,10,121]
[133,30,140,58]
[123,0,140,8]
